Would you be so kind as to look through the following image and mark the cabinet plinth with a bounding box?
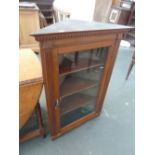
[32,20,132,139]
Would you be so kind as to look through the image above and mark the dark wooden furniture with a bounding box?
[32,20,132,139]
[19,0,54,24]
[120,0,134,10]
[37,2,53,25]
[126,50,135,80]
[108,0,135,25]
[125,1,135,46]
[39,11,48,28]
[108,5,131,24]
[19,49,45,142]
[124,1,135,78]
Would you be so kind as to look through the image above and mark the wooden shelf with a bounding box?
[60,76,98,98]
[60,93,94,115]
[59,58,102,76]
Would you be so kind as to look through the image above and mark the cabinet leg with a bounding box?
[74,52,79,65]
[126,51,135,80]
[35,103,46,138]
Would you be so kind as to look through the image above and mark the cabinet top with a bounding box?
[33,20,131,35]
[19,2,39,11]
[32,20,133,41]
[19,48,42,85]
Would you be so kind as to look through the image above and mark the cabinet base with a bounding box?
[51,111,100,140]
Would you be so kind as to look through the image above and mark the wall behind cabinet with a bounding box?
[93,0,113,22]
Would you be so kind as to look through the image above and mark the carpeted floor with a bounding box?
[20,44,135,155]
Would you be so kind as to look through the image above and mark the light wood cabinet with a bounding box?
[32,20,132,139]
[19,5,40,52]
[19,48,45,142]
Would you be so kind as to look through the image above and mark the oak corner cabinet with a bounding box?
[32,20,131,139]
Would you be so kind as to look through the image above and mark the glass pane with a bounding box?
[59,47,109,127]
[61,102,95,127]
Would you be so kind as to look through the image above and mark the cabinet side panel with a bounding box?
[96,35,122,113]
[19,9,40,51]
[39,46,60,135]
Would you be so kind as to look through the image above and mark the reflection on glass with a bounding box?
[61,103,95,127]
[59,47,109,127]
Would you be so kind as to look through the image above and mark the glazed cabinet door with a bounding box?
[57,47,109,128]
